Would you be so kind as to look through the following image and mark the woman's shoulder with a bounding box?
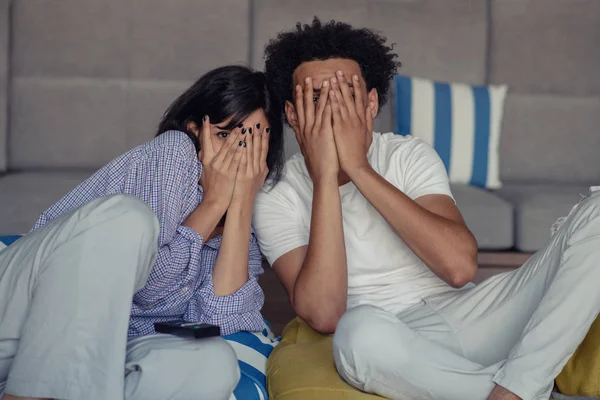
[146,130,197,160]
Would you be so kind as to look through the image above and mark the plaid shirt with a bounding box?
[32,131,265,337]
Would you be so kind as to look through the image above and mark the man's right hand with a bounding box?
[295,77,339,183]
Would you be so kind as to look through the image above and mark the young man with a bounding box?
[253,18,600,400]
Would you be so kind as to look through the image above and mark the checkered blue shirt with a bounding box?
[32,131,266,337]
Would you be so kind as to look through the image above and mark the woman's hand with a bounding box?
[230,123,270,208]
[199,115,245,210]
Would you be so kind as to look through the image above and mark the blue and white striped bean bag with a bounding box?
[225,326,280,400]
[0,235,280,399]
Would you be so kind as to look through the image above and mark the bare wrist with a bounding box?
[345,162,373,181]
[313,174,339,188]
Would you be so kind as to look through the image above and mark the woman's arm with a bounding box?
[212,199,254,296]
[194,233,266,335]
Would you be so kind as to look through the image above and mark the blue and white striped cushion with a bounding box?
[226,326,281,400]
[0,235,21,251]
[0,235,279,399]
[394,75,508,189]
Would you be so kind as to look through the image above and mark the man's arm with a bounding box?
[328,71,477,287]
[272,177,347,333]
[348,166,478,287]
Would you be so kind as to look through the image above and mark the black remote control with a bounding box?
[154,321,221,339]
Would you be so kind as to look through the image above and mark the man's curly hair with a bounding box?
[264,17,401,111]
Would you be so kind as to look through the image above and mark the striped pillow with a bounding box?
[394,75,508,189]
[0,235,21,251]
[225,326,281,400]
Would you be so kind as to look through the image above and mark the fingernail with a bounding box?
[331,77,337,84]
[237,123,243,128]
[330,90,336,97]
[265,127,270,134]
[241,128,246,134]
[249,128,253,134]
[353,75,359,81]
[305,77,311,84]
[337,70,344,76]
[243,142,247,148]
[256,123,260,129]
[322,80,329,88]
[296,85,301,91]
[239,141,244,146]
[203,115,208,121]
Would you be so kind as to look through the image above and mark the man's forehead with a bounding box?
[292,59,362,87]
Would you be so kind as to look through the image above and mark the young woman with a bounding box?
[0,65,284,400]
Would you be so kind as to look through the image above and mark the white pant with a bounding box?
[0,195,239,400]
[333,188,600,400]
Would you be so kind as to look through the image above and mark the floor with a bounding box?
[259,252,533,336]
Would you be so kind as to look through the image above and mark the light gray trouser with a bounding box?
[0,195,239,400]
[333,187,600,400]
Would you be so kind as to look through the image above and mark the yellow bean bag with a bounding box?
[267,317,384,400]
[556,315,600,397]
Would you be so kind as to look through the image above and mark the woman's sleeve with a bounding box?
[123,142,206,308]
[192,234,266,335]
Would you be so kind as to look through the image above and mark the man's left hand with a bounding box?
[329,71,374,175]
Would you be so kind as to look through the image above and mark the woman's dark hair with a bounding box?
[264,17,401,111]
[157,65,285,183]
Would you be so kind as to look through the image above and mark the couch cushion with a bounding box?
[499,93,600,183]
[496,183,591,252]
[10,79,190,169]
[489,0,600,96]
[9,0,251,170]
[451,184,513,250]
[0,171,92,234]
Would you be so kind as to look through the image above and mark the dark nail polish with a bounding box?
[265,127,270,134]
[238,123,243,128]
[243,142,247,147]
[203,115,208,121]
[249,128,253,134]
[241,128,246,134]
[256,123,260,129]
[239,141,243,146]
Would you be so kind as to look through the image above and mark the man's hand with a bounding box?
[230,123,270,207]
[295,77,338,183]
[329,71,374,175]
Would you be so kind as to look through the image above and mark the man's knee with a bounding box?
[333,305,410,384]
[565,192,600,241]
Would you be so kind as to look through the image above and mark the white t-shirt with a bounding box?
[253,132,457,315]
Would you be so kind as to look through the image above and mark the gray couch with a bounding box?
[1,0,599,254]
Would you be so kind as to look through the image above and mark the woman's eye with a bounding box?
[217,131,229,139]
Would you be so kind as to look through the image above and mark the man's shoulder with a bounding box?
[257,153,309,206]
[371,132,434,165]
[373,132,429,152]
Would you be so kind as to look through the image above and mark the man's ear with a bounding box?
[186,121,201,138]
[367,88,379,119]
[285,100,299,130]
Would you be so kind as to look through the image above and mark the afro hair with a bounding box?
[264,17,401,111]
